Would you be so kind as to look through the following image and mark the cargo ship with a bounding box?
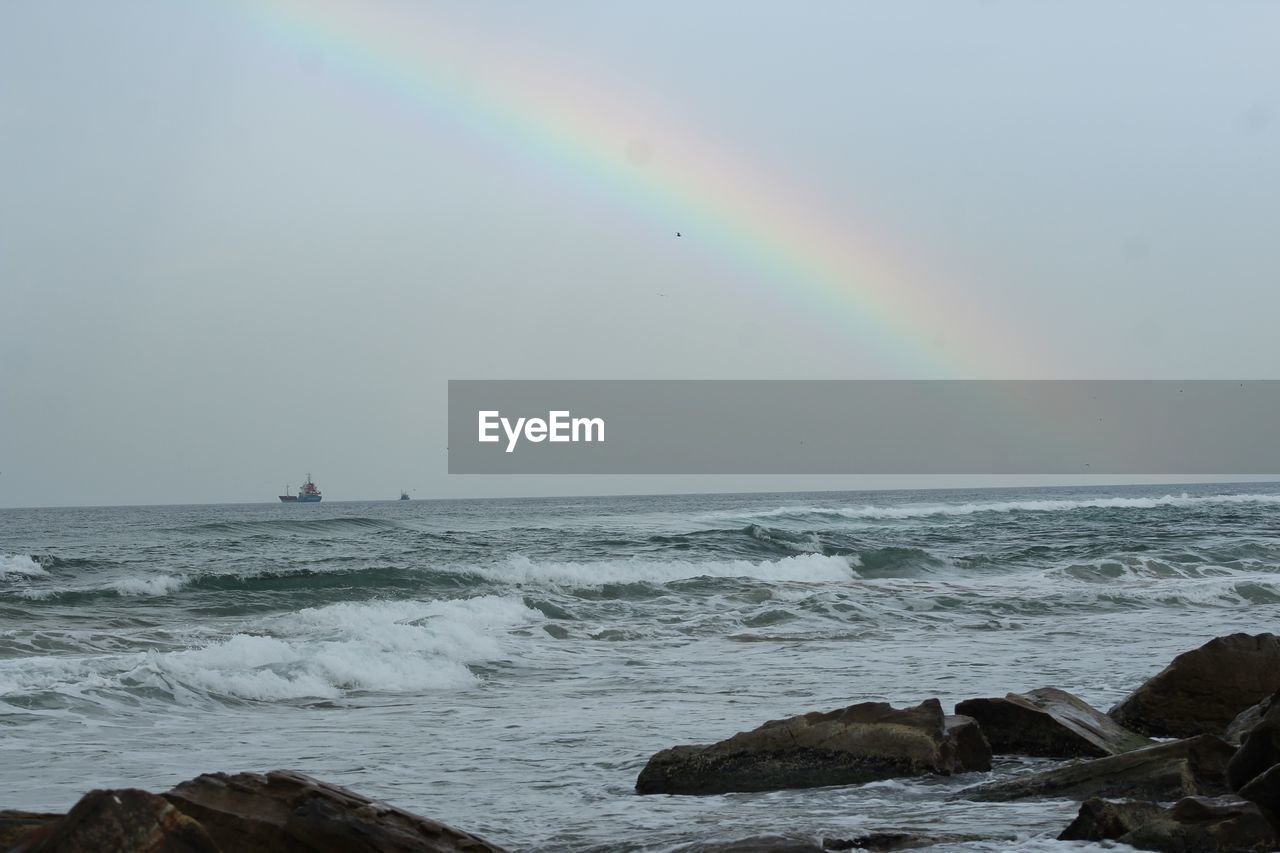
[279,475,322,503]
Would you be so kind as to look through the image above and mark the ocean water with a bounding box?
[3,483,1280,851]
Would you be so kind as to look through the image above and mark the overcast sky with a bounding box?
[2,1,1277,507]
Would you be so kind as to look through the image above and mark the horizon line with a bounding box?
[3,477,1279,511]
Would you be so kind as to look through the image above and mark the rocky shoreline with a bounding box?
[632,631,1280,852]
[5,632,1280,852]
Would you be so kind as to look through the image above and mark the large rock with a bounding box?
[1226,690,1280,745]
[1226,693,1280,825]
[956,687,1152,758]
[9,788,218,853]
[1058,798,1166,841]
[1109,633,1280,738]
[1228,695,1280,792]
[1059,796,1280,850]
[635,699,991,796]
[957,734,1235,802]
[1119,796,1279,852]
[1238,764,1280,825]
[0,812,61,849]
[163,770,506,853]
[943,715,992,770]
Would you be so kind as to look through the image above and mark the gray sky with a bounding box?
[2,1,1277,507]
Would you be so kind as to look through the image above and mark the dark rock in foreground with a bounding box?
[1226,688,1280,826]
[9,788,218,853]
[1109,633,1280,738]
[1057,798,1165,841]
[1228,692,1280,792]
[1238,764,1280,829]
[957,734,1235,803]
[956,687,1152,758]
[4,770,505,853]
[163,770,505,853]
[0,812,61,849]
[942,715,991,771]
[636,699,991,796]
[1123,796,1280,852]
[1060,796,1280,852]
[1226,690,1280,745]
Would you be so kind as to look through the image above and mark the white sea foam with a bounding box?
[110,574,188,596]
[912,561,1280,613]
[472,553,856,587]
[141,595,541,701]
[0,596,541,703]
[747,524,823,554]
[729,492,1280,521]
[0,656,121,698]
[0,554,48,579]
[10,572,189,599]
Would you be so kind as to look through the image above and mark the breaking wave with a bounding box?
[0,554,47,579]
[466,553,857,587]
[110,574,189,596]
[727,492,1280,522]
[0,596,541,704]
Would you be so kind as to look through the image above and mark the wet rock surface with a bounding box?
[0,813,61,850]
[956,687,1152,757]
[1109,633,1280,738]
[957,734,1235,802]
[1061,796,1280,852]
[636,699,991,796]
[1227,693,1280,792]
[8,789,218,853]
[163,770,505,853]
[1237,763,1280,824]
[2,771,506,853]
[1057,797,1166,841]
[1121,796,1280,853]
[942,715,992,770]
[1226,691,1280,745]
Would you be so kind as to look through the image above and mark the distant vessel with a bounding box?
[399,491,410,501]
[279,475,322,503]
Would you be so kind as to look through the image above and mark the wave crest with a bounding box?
[468,553,855,587]
[138,595,540,701]
[0,554,47,579]
[110,574,189,596]
[729,492,1280,522]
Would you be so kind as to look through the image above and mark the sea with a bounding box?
[2,483,1279,851]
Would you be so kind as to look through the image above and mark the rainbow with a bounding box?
[218,0,1036,377]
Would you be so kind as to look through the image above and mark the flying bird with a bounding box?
[676,232,681,237]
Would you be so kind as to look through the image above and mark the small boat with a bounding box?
[399,491,410,501]
[280,474,322,503]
